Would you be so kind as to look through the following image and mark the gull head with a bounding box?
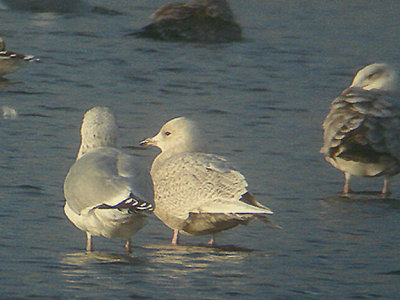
[350,63,398,91]
[140,117,204,155]
[77,106,118,159]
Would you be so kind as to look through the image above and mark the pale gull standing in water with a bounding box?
[133,0,242,42]
[0,38,38,77]
[140,117,275,246]
[64,107,154,252]
[321,63,400,194]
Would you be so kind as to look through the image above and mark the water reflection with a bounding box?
[59,251,147,288]
[317,191,400,249]
[144,244,260,276]
[58,251,150,297]
[139,244,271,299]
[58,246,261,298]
[322,192,400,210]
[61,251,147,267]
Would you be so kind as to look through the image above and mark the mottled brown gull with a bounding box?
[321,63,400,194]
[0,37,37,77]
[64,107,153,252]
[133,0,242,42]
[140,117,274,245]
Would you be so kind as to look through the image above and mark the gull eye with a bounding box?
[164,131,171,136]
[368,71,381,80]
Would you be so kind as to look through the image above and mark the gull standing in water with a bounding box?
[140,117,275,246]
[64,107,154,252]
[133,0,242,42]
[0,38,38,77]
[321,63,400,194]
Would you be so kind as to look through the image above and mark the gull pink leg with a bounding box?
[344,172,351,194]
[171,230,180,245]
[382,177,391,195]
[208,234,215,246]
[86,232,93,251]
[125,239,132,253]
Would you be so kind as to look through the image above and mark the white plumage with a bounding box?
[64,107,153,252]
[140,117,274,245]
[321,63,400,194]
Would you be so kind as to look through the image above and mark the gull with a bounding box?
[0,38,38,77]
[321,63,400,194]
[140,117,275,246]
[64,107,153,252]
[133,0,242,42]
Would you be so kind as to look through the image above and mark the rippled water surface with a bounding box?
[1,0,400,298]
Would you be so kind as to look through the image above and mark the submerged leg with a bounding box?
[125,239,132,253]
[208,234,216,246]
[171,230,179,245]
[382,177,391,195]
[86,232,93,251]
[344,173,351,194]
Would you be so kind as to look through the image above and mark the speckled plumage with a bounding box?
[321,63,400,194]
[141,117,274,245]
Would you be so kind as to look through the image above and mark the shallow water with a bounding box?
[1,0,400,298]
